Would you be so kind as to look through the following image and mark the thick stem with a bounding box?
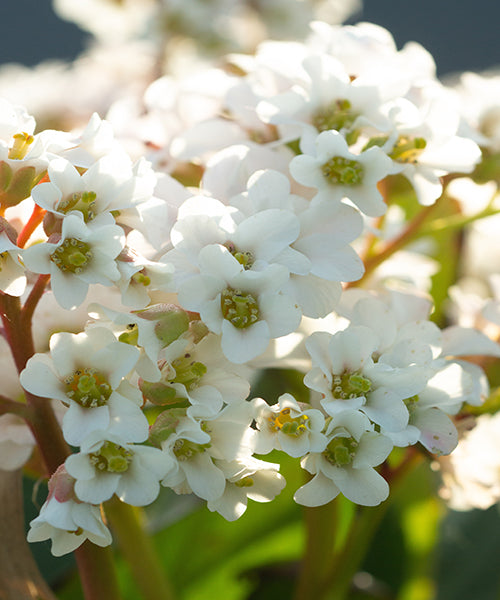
[0,291,122,600]
[74,543,122,600]
[321,503,389,600]
[0,469,57,600]
[294,499,338,600]
[105,496,176,600]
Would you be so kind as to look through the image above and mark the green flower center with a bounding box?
[321,156,364,185]
[58,191,97,222]
[131,271,151,287]
[173,438,211,461]
[50,238,92,274]
[235,476,254,488]
[389,136,427,163]
[323,434,359,467]
[170,354,207,391]
[332,371,372,400]
[224,241,254,270]
[118,323,139,346]
[65,368,112,408]
[268,408,309,437]
[403,394,419,415]
[221,288,260,329]
[312,99,360,145]
[89,441,133,473]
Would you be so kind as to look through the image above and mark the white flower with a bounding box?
[20,327,147,447]
[177,245,301,364]
[253,393,327,458]
[207,456,286,521]
[258,53,392,153]
[160,414,226,502]
[115,252,173,309]
[0,232,26,296]
[231,169,365,317]
[27,465,112,556]
[66,431,168,506]
[304,327,428,434]
[289,129,393,216]
[294,411,393,507]
[22,214,125,309]
[381,93,482,206]
[0,413,35,470]
[439,412,500,510]
[32,154,155,228]
[141,332,250,412]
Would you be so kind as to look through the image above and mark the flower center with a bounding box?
[389,136,427,163]
[58,191,97,222]
[268,408,309,437]
[321,156,364,185]
[235,476,254,488]
[118,323,139,346]
[223,241,254,270]
[221,288,260,329]
[50,238,93,274]
[0,251,9,271]
[312,99,360,144]
[65,368,112,408]
[170,354,207,391]
[323,434,359,467]
[8,132,34,160]
[173,438,211,461]
[331,371,372,400]
[131,271,151,287]
[89,441,133,473]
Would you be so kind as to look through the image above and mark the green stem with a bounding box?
[294,499,338,600]
[105,496,177,600]
[418,205,500,236]
[74,542,122,600]
[321,503,389,600]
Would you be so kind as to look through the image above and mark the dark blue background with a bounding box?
[0,1,498,75]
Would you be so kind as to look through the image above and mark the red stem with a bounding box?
[17,203,46,248]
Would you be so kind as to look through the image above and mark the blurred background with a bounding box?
[0,0,499,75]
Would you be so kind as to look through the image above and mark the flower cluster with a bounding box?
[0,15,498,561]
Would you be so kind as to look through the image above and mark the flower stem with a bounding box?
[16,202,46,248]
[293,499,338,600]
[0,394,31,418]
[74,542,122,600]
[349,201,439,288]
[105,496,177,600]
[0,291,122,600]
